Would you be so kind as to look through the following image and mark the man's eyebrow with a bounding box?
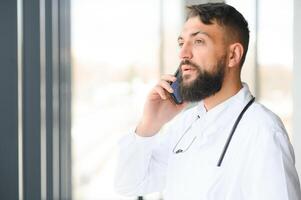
[178,30,210,41]
[191,31,210,37]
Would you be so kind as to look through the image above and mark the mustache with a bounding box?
[179,60,200,69]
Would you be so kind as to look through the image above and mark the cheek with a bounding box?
[193,48,218,71]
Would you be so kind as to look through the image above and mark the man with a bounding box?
[115,3,301,199]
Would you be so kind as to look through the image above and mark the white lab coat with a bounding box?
[114,84,301,200]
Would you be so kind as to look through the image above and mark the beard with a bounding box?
[179,58,226,103]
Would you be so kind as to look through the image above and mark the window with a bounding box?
[71,0,183,199]
[227,0,293,135]
[257,0,293,134]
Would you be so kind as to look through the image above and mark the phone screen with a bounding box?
[170,69,183,104]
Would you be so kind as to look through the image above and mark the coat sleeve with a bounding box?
[243,126,301,200]
[114,125,174,197]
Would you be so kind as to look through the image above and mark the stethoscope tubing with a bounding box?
[172,96,255,167]
[217,96,255,167]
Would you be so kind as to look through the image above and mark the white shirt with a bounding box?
[114,84,301,200]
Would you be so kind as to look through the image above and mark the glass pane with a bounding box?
[257,0,293,134]
[227,0,293,135]
[226,0,257,93]
[71,0,183,199]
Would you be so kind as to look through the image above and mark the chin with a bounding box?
[183,76,196,86]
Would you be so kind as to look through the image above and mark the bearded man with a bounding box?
[114,3,301,200]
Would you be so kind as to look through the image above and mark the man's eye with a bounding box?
[195,39,204,44]
[178,42,184,47]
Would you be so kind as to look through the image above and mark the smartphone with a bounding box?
[170,69,183,104]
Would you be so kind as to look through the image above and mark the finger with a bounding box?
[161,74,177,83]
[158,80,174,93]
[154,85,168,100]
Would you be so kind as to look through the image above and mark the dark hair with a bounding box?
[187,3,250,67]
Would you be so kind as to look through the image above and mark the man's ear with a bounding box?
[228,43,244,68]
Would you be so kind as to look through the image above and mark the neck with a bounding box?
[203,77,242,111]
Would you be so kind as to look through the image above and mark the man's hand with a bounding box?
[136,74,187,137]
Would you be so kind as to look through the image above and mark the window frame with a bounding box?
[0,0,71,199]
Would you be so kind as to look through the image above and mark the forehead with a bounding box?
[179,17,224,42]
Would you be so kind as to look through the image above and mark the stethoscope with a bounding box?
[172,96,255,167]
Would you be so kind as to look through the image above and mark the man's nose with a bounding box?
[179,43,192,60]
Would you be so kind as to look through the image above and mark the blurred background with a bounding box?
[71,0,295,199]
